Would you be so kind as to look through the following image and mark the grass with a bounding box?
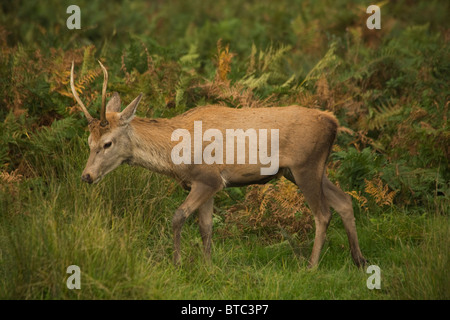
[0,136,448,299]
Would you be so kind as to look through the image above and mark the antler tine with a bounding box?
[98,60,109,127]
[70,61,94,123]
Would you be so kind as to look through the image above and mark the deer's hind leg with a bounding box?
[322,176,366,267]
[287,167,332,268]
[284,167,367,267]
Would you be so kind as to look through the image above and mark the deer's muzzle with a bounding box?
[81,173,93,184]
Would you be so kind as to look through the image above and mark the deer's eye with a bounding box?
[103,142,112,149]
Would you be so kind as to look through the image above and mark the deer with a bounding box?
[70,61,367,268]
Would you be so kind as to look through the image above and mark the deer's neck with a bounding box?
[127,117,176,176]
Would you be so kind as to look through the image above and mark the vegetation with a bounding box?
[0,0,448,299]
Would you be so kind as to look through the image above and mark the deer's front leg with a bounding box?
[172,181,220,265]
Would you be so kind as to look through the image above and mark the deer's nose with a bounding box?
[81,173,93,184]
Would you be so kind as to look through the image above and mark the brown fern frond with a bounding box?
[75,68,101,93]
[57,67,101,101]
[215,39,235,82]
[346,190,369,211]
[223,177,313,242]
[0,170,23,184]
[0,170,23,198]
[364,177,397,207]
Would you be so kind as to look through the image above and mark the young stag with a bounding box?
[71,61,366,268]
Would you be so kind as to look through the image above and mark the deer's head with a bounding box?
[70,61,143,184]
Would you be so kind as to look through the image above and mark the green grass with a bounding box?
[0,136,448,299]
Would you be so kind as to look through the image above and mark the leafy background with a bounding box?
[0,0,448,299]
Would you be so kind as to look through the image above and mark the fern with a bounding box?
[246,43,258,74]
[58,67,101,98]
[224,177,314,242]
[298,42,340,89]
[179,43,200,70]
[29,117,79,155]
[0,112,32,170]
[23,117,81,178]
[215,40,234,82]
[333,147,384,190]
[0,170,23,184]
[362,102,403,131]
[364,177,398,207]
[240,44,293,90]
[240,73,270,89]
[81,46,97,78]
[346,190,369,211]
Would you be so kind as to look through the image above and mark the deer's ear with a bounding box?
[118,93,143,125]
[106,92,121,112]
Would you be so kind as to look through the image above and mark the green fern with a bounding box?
[80,46,97,78]
[239,73,270,89]
[298,42,340,89]
[363,102,403,131]
[29,117,79,155]
[240,44,293,90]
[179,43,200,70]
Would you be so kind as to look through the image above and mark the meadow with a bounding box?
[0,0,448,299]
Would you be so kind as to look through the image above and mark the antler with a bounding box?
[98,60,109,127]
[70,61,94,124]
